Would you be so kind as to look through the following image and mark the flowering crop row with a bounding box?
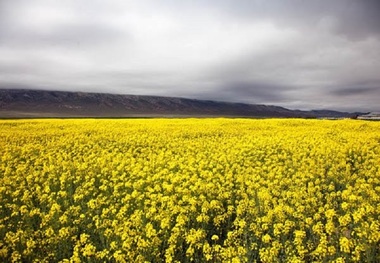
[0,119,379,262]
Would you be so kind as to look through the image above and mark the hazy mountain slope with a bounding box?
[0,89,360,118]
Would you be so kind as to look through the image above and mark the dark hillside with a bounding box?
[0,89,360,118]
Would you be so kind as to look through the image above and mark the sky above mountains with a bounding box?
[1,0,379,111]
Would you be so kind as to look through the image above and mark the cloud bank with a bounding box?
[1,0,379,111]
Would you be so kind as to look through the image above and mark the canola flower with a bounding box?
[0,118,379,262]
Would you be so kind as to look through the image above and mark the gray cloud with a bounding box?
[0,0,379,112]
[210,81,293,104]
[202,0,380,40]
[332,87,379,97]
[331,80,380,97]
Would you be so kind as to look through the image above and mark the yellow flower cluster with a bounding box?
[0,118,379,262]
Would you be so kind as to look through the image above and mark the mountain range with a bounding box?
[0,89,364,118]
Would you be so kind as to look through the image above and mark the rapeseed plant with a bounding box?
[0,119,379,262]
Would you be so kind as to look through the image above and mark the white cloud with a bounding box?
[0,0,379,111]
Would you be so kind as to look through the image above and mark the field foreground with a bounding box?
[1,119,380,262]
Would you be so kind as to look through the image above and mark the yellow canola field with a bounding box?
[0,119,380,263]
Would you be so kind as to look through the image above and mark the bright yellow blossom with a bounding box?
[0,118,379,262]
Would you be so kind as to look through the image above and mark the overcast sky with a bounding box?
[1,0,379,111]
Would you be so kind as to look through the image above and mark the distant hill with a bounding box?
[0,89,362,118]
[357,112,380,120]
